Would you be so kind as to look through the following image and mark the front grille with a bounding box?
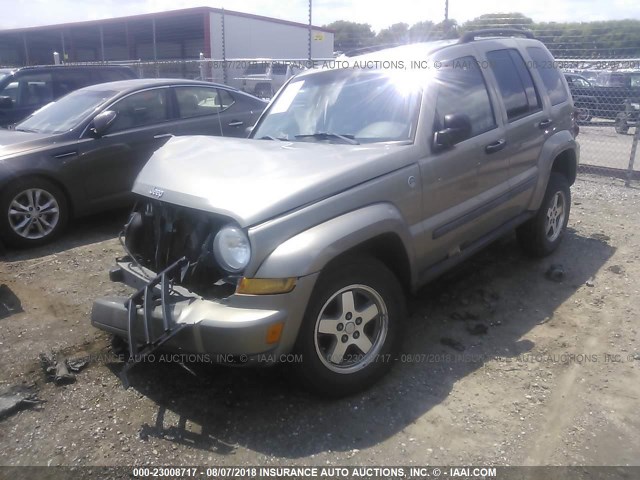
[123,199,233,297]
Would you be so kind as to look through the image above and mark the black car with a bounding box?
[0,65,137,126]
[0,78,267,247]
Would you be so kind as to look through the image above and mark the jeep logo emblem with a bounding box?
[149,187,164,198]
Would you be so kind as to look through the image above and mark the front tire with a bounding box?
[295,257,405,397]
[0,177,69,248]
[517,173,571,257]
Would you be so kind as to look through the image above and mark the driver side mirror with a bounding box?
[0,96,13,109]
[434,113,472,150]
[91,110,117,137]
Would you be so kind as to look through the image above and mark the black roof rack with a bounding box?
[460,29,535,43]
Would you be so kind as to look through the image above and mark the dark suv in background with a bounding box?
[0,65,136,126]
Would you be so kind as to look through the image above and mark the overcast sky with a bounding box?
[3,0,639,31]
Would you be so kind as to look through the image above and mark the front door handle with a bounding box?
[538,119,553,129]
[228,120,244,127]
[485,139,506,154]
[153,133,173,139]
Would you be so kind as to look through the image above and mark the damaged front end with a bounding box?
[92,199,304,387]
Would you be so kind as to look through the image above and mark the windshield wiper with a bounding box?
[259,135,288,141]
[13,127,40,133]
[295,132,360,145]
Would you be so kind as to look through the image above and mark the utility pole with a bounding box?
[308,0,312,63]
[444,0,449,21]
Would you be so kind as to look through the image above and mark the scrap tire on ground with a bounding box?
[615,113,629,134]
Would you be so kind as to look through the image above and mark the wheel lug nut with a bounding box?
[355,317,362,325]
[341,335,348,343]
[353,331,360,339]
[345,312,352,320]
[337,323,344,331]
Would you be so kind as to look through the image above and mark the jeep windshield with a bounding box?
[252,69,421,144]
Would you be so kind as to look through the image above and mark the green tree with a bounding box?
[323,20,376,51]
[376,22,410,45]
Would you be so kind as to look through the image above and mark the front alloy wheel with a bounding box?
[8,188,60,240]
[314,285,389,374]
[296,257,405,397]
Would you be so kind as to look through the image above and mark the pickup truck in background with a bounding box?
[565,70,640,133]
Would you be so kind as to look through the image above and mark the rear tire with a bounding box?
[517,173,571,257]
[615,113,629,134]
[0,177,69,248]
[575,105,592,124]
[294,257,405,397]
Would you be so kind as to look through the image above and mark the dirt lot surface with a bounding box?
[0,174,639,468]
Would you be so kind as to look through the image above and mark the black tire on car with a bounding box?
[615,112,629,134]
[294,256,405,397]
[254,83,273,99]
[516,172,571,258]
[0,177,69,248]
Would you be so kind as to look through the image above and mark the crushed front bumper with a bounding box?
[91,257,318,366]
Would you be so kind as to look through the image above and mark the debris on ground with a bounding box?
[586,277,596,288]
[440,337,466,351]
[0,387,41,420]
[39,353,90,385]
[607,265,624,275]
[545,264,565,282]
[0,284,23,320]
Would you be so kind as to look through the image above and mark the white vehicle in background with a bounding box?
[235,61,302,99]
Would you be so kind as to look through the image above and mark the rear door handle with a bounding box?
[153,133,173,139]
[228,120,243,127]
[484,139,506,154]
[538,119,553,129]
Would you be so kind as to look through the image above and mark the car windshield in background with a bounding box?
[15,88,116,134]
[253,69,421,144]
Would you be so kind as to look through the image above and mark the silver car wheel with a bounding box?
[313,284,388,374]
[8,188,60,240]
[545,190,566,242]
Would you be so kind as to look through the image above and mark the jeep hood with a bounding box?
[133,136,413,227]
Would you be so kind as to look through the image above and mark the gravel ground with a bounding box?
[0,174,639,468]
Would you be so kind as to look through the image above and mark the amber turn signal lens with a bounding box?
[237,277,297,295]
[266,322,285,344]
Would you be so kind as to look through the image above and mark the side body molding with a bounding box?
[255,203,417,283]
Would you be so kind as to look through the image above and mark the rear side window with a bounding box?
[527,47,568,106]
[175,86,235,118]
[434,56,496,138]
[487,49,541,121]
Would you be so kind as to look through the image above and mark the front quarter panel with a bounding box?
[254,202,416,281]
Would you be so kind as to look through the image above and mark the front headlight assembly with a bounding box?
[213,224,251,273]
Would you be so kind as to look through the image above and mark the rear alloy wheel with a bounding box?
[575,105,592,124]
[517,173,571,257]
[0,178,68,248]
[295,257,405,397]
